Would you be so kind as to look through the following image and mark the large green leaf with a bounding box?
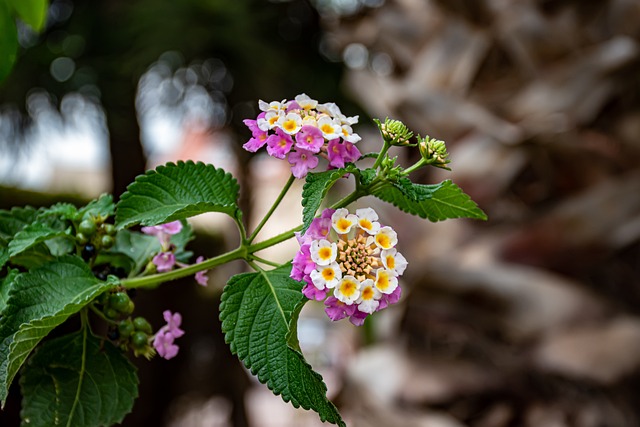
[77,194,114,222]
[0,247,8,271]
[8,223,71,257]
[8,0,48,31]
[0,255,117,405]
[115,161,240,229]
[0,2,18,83]
[20,329,138,427]
[301,167,353,233]
[372,179,487,221]
[220,265,345,426]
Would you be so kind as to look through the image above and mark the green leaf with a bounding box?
[115,161,240,229]
[0,207,38,241]
[106,230,159,276]
[301,167,353,233]
[0,255,116,405]
[8,223,71,257]
[0,247,8,271]
[220,265,345,426]
[38,202,78,221]
[8,0,48,31]
[372,179,487,221]
[20,329,138,427]
[8,243,54,269]
[77,194,114,222]
[0,269,19,316]
[0,2,18,83]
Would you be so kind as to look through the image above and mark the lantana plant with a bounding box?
[0,94,486,427]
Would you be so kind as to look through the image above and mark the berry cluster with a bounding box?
[243,94,362,178]
[291,207,407,325]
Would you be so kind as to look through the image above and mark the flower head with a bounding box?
[142,220,183,249]
[153,310,185,360]
[243,94,361,178]
[153,251,176,273]
[291,207,407,325]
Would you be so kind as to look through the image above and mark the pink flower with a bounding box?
[266,128,294,159]
[194,256,209,286]
[343,141,361,163]
[295,125,324,153]
[142,220,183,236]
[153,332,179,360]
[327,139,347,168]
[302,283,328,301]
[324,296,356,321]
[243,132,269,152]
[288,148,319,178]
[162,310,185,338]
[153,252,176,273]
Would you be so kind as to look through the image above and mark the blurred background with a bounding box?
[2,0,640,426]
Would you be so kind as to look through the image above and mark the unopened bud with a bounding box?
[419,135,450,169]
[375,118,414,146]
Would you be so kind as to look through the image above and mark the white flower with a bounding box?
[295,93,318,110]
[374,226,397,250]
[310,262,342,289]
[259,99,287,112]
[381,248,408,275]
[278,112,303,135]
[317,116,342,140]
[341,124,361,143]
[331,208,358,235]
[374,269,398,294]
[356,279,381,313]
[355,207,380,235]
[257,110,283,131]
[316,102,342,117]
[334,276,361,304]
[310,239,338,266]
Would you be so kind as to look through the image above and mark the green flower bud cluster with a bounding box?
[418,135,450,169]
[98,289,156,359]
[375,118,414,146]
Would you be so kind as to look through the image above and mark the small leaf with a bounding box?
[372,180,487,221]
[0,269,19,316]
[8,0,48,31]
[220,265,345,426]
[0,247,8,271]
[301,167,354,233]
[0,255,116,405]
[0,2,18,83]
[38,202,78,221]
[115,161,240,229]
[20,329,138,427]
[77,194,114,222]
[8,223,71,257]
[106,230,159,276]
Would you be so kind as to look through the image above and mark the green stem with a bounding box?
[248,254,282,268]
[372,141,391,170]
[89,303,118,325]
[121,245,247,289]
[402,158,428,175]
[248,174,295,243]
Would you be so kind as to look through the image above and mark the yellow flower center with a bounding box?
[376,233,391,249]
[283,120,296,132]
[362,286,374,300]
[376,272,390,291]
[321,123,334,134]
[386,255,395,269]
[359,218,372,231]
[321,268,335,281]
[339,279,357,297]
[318,247,333,261]
[336,218,352,233]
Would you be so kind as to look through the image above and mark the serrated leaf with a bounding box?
[8,223,71,257]
[8,243,54,269]
[77,194,114,222]
[0,269,19,316]
[359,167,377,186]
[220,265,345,426]
[0,247,8,271]
[301,167,353,233]
[0,255,117,405]
[20,329,138,427]
[38,202,78,221]
[372,180,487,221]
[9,0,48,31]
[0,207,38,241]
[0,2,18,83]
[115,161,240,229]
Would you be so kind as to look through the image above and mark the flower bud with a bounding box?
[419,135,450,169]
[375,118,414,146]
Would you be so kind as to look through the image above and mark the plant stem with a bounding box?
[121,245,247,289]
[248,254,282,268]
[402,158,429,175]
[372,141,391,170]
[248,174,295,243]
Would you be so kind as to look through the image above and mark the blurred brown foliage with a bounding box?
[320,0,640,426]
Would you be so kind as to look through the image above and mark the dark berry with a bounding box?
[115,267,127,279]
[81,244,96,261]
[107,327,120,341]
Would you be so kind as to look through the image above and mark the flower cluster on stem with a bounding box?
[243,94,362,178]
[291,207,407,325]
[152,310,185,360]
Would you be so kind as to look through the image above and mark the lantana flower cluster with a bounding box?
[243,94,362,178]
[291,207,407,325]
